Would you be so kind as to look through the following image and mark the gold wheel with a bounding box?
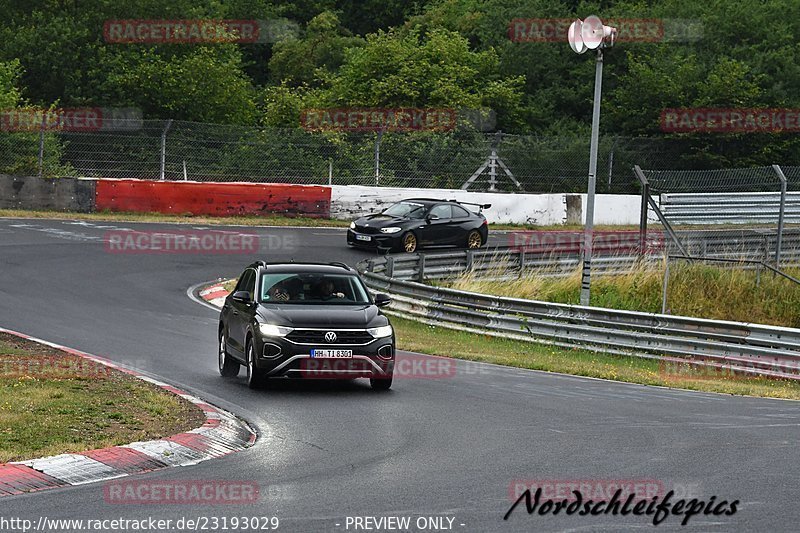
[467,230,482,249]
[403,233,417,253]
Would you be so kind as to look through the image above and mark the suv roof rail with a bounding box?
[328,261,352,270]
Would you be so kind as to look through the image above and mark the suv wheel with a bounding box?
[218,332,240,377]
[370,374,393,391]
[246,339,266,389]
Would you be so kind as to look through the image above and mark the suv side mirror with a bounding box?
[231,290,252,303]
[374,293,392,307]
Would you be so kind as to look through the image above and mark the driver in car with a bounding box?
[268,281,291,301]
[317,279,345,300]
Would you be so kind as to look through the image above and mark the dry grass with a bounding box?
[0,334,205,463]
[448,260,800,328]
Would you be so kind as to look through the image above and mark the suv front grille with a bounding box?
[286,329,374,345]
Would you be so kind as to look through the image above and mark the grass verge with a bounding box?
[447,261,800,328]
[0,333,206,463]
[389,316,800,400]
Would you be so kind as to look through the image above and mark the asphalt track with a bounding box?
[0,217,798,533]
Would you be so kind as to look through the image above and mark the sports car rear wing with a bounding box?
[450,200,492,212]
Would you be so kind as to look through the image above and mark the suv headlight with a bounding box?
[349,221,356,229]
[259,324,293,337]
[380,227,402,234]
[367,325,393,338]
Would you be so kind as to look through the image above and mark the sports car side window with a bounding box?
[429,205,452,219]
[452,205,470,218]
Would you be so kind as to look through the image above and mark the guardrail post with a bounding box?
[385,256,395,278]
[465,250,475,271]
[518,249,526,278]
[417,254,426,282]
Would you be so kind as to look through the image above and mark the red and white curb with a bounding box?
[199,282,229,309]
[0,327,256,497]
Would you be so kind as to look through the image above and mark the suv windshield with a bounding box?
[259,273,370,304]
[382,201,426,219]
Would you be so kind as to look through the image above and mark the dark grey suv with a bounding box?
[218,262,395,390]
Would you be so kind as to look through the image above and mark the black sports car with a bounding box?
[347,198,490,253]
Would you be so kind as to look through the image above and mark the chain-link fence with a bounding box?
[0,118,739,193]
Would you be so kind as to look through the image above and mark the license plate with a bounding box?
[310,349,353,358]
[355,234,371,241]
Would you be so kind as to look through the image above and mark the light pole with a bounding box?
[568,16,616,306]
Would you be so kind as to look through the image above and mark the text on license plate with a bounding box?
[356,234,371,241]
[310,349,353,358]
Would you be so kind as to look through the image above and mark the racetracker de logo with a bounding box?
[300,108,457,132]
[104,480,259,504]
[661,108,800,133]
[104,230,259,255]
[659,359,800,381]
[104,20,260,43]
[0,107,142,132]
[299,354,467,380]
[508,230,665,255]
[509,479,665,502]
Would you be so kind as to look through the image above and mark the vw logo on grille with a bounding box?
[324,331,337,343]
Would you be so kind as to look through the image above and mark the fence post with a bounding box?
[518,249,526,278]
[772,164,787,269]
[37,114,46,178]
[374,127,384,186]
[638,178,650,258]
[328,159,333,186]
[160,119,173,180]
[661,255,670,314]
[417,254,426,282]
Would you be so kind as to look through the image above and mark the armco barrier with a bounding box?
[95,179,331,217]
[358,249,800,380]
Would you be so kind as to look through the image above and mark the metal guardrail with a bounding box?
[358,247,800,381]
[661,192,800,224]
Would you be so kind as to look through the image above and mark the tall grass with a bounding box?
[448,261,800,328]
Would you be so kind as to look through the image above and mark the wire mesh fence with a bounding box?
[0,118,742,193]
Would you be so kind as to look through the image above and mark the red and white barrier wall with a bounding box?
[77,178,652,225]
[95,179,331,217]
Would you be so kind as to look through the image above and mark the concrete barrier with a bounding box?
[0,175,651,226]
[330,185,567,225]
[0,174,95,212]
